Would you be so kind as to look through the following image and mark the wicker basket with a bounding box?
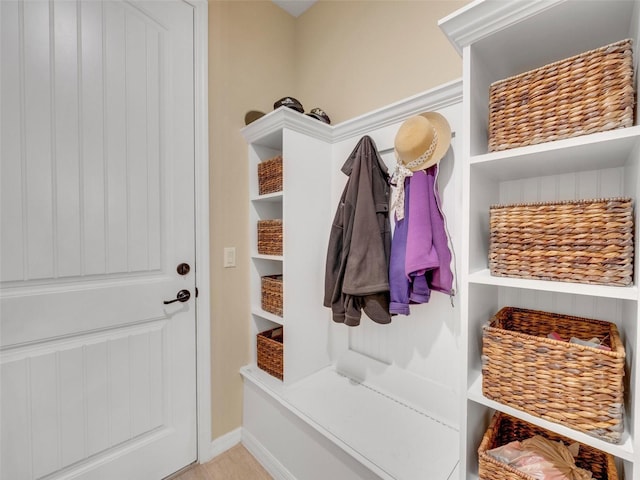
[257,326,283,380]
[257,219,283,256]
[478,412,618,480]
[488,39,634,152]
[482,307,625,444]
[258,155,283,195]
[261,275,283,316]
[489,197,634,286]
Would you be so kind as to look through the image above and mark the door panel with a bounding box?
[2,321,168,477]
[1,0,167,283]
[0,1,197,478]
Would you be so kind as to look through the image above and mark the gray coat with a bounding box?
[323,136,391,326]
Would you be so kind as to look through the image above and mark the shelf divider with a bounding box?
[468,269,638,301]
[251,307,284,326]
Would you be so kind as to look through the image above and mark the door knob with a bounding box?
[163,289,191,304]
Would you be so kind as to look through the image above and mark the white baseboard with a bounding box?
[205,427,242,462]
[241,429,297,480]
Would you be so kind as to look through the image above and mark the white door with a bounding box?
[0,1,197,479]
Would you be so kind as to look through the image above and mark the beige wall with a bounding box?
[208,0,296,438]
[208,0,467,440]
[295,0,467,124]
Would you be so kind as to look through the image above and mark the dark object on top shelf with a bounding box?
[306,107,331,125]
[273,96,304,113]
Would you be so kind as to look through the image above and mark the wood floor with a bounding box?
[170,444,273,480]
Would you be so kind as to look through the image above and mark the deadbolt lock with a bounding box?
[177,263,190,275]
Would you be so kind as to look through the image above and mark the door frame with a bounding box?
[188,0,213,465]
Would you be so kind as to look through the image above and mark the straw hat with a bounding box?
[394,112,451,171]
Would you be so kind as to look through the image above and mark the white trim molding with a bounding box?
[209,428,243,459]
[241,106,333,145]
[242,430,297,480]
[241,79,463,147]
[332,78,462,142]
[438,0,565,54]
[187,0,213,465]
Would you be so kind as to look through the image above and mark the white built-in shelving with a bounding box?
[243,106,333,385]
[440,1,640,478]
[240,87,464,479]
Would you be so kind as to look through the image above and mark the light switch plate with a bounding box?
[223,247,236,268]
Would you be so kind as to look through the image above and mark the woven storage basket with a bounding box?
[478,412,618,480]
[258,155,283,195]
[261,275,283,317]
[257,326,283,380]
[489,197,634,286]
[257,219,283,256]
[482,307,625,444]
[488,39,634,152]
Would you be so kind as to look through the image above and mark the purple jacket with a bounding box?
[389,165,453,315]
[389,178,412,315]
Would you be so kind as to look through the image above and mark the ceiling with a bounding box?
[272,0,317,17]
